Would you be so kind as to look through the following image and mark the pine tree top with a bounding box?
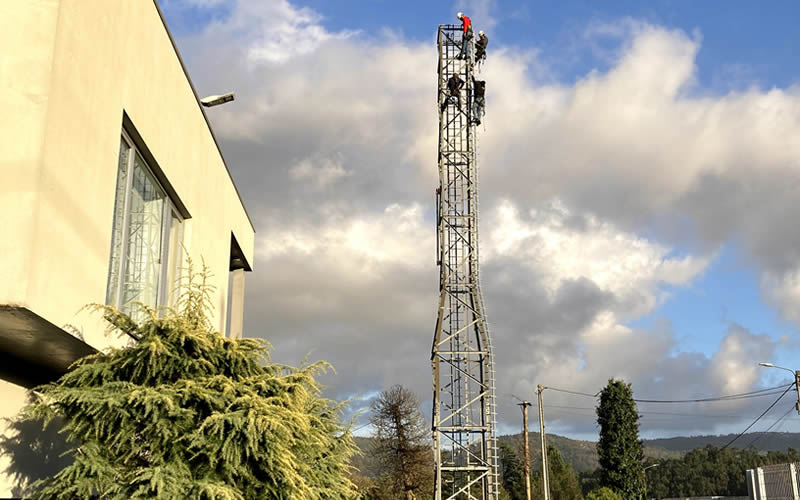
[20,262,359,499]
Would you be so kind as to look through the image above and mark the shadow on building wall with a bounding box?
[0,396,72,497]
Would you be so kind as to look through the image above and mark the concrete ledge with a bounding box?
[0,306,97,388]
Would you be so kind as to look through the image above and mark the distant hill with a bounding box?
[642,432,800,453]
[352,432,800,476]
[498,432,682,473]
[352,436,379,477]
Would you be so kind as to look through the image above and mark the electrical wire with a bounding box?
[350,421,372,433]
[635,386,791,404]
[745,403,796,448]
[519,385,800,443]
[771,409,796,434]
[543,383,792,404]
[721,383,795,450]
[537,404,744,419]
[543,387,599,398]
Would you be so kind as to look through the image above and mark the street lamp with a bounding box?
[759,362,800,414]
[643,463,660,500]
[759,362,795,375]
[200,92,235,107]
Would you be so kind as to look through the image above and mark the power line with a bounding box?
[543,384,792,404]
[746,404,796,448]
[543,387,599,398]
[772,409,797,434]
[635,386,791,404]
[637,410,744,418]
[535,404,745,419]
[350,421,371,433]
[722,384,795,450]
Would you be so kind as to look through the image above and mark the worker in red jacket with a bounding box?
[456,12,473,60]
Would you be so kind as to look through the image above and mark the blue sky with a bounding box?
[166,0,800,89]
[630,243,800,363]
[303,0,800,88]
[161,0,800,438]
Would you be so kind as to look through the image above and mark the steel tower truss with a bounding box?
[431,24,499,500]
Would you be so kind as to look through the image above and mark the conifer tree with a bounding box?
[368,385,433,500]
[19,263,359,499]
[497,440,526,499]
[596,379,644,499]
[545,445,583,500]
[585,487,622,500]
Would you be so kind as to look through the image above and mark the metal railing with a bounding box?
[747,462,800,500]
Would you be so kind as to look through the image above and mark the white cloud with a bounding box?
[762,269,800,326]
[242,2,356,64]
[708,327,776,395]
[478,24,800,254]
[288,155,352,188]
[259,203,429,269]
[184,0,358,65]
[247,194,726,435]
[485,199,710,318]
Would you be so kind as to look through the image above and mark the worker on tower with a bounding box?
[472,77,486,125]
[441,73,464,113]
[475,31,488,65]
[456,12,473,60]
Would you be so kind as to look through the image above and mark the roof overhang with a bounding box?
[230,233,252,272]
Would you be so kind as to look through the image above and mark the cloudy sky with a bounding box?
[160,0,800,440]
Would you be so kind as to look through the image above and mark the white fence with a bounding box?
[747,462,800,500]
[663,497,748,499]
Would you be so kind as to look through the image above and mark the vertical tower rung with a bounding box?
[432,23,498,500]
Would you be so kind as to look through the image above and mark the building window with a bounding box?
[106,134,183,317]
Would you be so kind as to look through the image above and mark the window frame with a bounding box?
[107,131,184,312]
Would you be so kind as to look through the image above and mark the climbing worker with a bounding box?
[475,31,488,65]
[472,78,486,125]
[456,12,473,60]
[441,73,464,113]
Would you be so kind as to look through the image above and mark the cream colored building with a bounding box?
[0,0,254,493]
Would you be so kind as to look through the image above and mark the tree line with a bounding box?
[493,379,800,500]
[356,379,640,499]
[644,446,800,498]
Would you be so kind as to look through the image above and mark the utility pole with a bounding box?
[795,370,800,415]
[758,363,800,415]
[518,400,533,500]
[537,385,550,500]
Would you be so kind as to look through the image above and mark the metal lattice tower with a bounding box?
[431,24,499,500]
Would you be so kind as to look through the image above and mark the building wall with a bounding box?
[0,0,61,307]
[0,1,255,494]
[1,0,254,345]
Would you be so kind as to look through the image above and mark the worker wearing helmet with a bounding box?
[456,12,473,60]
[475,31,488,65]
[441,73,464,113]
[472,77,486,125]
